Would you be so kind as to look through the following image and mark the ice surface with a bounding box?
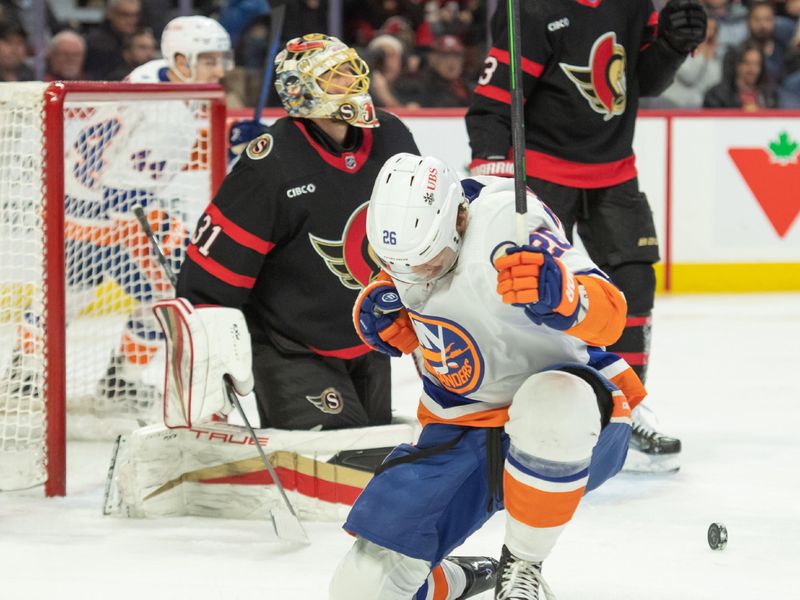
[2,293,799,599]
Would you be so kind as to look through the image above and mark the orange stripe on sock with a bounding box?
[121,333,160,366]
[609,368,647,410]
[503,471,585,528]
[431,564,449,600]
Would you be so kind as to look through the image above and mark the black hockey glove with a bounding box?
[659,0,708,55]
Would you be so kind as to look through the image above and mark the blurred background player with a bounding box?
[464,0,707,471]
[332,153,645,600]
[126,16,233,83]
[0,16,234,420]
[175,34,420,431]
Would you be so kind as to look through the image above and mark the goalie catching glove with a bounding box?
[353,280,418,357]
[153,298,255,428]
[494,245,584,331]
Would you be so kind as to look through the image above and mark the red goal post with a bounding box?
[0,82,227,497]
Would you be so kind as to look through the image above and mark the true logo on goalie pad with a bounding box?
[246,134,273,160]
[306,387,344,414]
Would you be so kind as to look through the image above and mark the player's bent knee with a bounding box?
[329,537,430,600]
[506,371,601,462]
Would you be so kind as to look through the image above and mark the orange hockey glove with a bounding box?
[494,246,580,330]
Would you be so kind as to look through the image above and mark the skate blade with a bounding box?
[623,448,680,474]
[271,508,310,545]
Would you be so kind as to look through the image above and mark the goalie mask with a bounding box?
[161,16,233,82]
[366,153,467,285]
[274,34,378,128]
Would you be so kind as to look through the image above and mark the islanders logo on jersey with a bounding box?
[559,32,626,121]
[410,312,484,396]
[308,201,381,289]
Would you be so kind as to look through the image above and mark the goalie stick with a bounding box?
[131,206,310,544]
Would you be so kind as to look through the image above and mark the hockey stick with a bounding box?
[253,3,287,121]
[132,206,310,544]
[224,378,310,544]
[506,0,528,246]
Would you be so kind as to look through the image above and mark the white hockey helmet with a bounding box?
[161,16,233,82]
[367,153,467,285]
[274,33,378,128]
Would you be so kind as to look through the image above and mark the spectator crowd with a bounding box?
[2,0,800,110]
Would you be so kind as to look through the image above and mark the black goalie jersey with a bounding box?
[177,111,418,357]
[466,0,685,188]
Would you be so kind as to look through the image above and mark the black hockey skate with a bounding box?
[96,354,158,414]
[446,555,499,599]
[625,404,681,473]
[494,545,555,600]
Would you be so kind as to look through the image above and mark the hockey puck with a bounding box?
[707,522,728,550]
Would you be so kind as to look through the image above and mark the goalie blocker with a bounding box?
[104,298,418,521]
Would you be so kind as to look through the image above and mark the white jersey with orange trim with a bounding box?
[394,175,640,428]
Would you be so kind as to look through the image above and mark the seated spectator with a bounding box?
[397,34,472,107]
[366,34,407,107]
[656,15,722,108]
[704,40,778,109]
[44,30,86,81]
[779,20,800,106]
[745,0,785,87]
[775,0,800,46]
[417,0,473,46]
[377,15,422,75]
[0,20,32,82]
[85,0,141,80]
[109,27,157,80]
[705,0,749,57]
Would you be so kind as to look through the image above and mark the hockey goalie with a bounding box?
[104,298,417,521]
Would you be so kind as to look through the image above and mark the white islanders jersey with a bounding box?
[395,176,615,427]
[126,59,171,83]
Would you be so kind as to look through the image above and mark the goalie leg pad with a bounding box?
[153,298,254,428]
[104,420,418,521]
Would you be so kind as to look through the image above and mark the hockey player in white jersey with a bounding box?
[330,154,647,600]
[126,16,232,84]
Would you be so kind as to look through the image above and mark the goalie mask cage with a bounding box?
[0,82,226,497]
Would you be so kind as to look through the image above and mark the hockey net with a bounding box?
[0,82,226,496]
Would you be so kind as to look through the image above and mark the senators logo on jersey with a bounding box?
[410,313,484,395]
[559,32,627,121]
[309,202,381,289]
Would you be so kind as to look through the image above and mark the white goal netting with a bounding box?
[0,82,225,494]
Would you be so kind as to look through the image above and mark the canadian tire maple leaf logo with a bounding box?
[728,131,800,237]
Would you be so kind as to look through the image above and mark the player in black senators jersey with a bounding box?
[466,0,707,471]
[177,35,419,430]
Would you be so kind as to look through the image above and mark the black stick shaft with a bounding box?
[507,0,528,244]
[132,206,177,288]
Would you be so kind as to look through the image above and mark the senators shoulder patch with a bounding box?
[246,134,273,160]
